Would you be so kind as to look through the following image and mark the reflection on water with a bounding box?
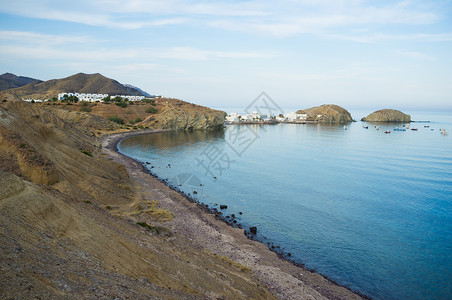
[120,129,225,150]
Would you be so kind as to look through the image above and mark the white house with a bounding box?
[226,113,240,122]
[284,112,307,121]
[58,92,108,102]
[111,95,146,102]
[58,92,146,102]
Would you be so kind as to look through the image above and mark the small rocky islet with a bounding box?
[296,104,354,123]
[361,109,411,122]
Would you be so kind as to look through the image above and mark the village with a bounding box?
[21,92,159,103]
[225,111,321,124]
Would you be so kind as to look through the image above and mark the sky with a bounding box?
[0,0,451,111]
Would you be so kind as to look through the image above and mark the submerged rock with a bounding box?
[250,226,257,235]
[361,109,411,122]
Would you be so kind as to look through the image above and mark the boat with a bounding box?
[384,131,391,134]
[424,125,430,128]
[376,126,381,130]
[394,128,406,131]
[411,128,418,131]
[363,125,368,129]
[344,125,347,130]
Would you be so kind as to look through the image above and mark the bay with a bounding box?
[118,111,452,299]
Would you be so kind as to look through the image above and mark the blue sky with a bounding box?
[0,0,451,110]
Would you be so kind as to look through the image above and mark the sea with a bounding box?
[118,110,452,300]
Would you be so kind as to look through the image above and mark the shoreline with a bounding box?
[101,129,369,300]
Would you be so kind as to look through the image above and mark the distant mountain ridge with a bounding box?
[0,73,41,91]
[122,84,152,97]
[1,73,147,100]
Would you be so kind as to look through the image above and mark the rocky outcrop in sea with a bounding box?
[361,109,411,122]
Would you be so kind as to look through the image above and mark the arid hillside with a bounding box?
[1,72,144,100]
[0,72,40,91]
[27,97,226,131]
[0,98,273,299]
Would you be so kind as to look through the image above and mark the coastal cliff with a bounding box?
[361,109,411,122]
[143,98,226,130]
[297,104,353,123]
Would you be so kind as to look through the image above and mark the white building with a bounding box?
[111,95,146,102]
[58,92,108,102]
[284,112,307,121]
[226,113,240,122]
[58,92,146,102]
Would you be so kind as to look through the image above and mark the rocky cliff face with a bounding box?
[143,99,226,130]
[296,104,353,123]
[361,109,411,122]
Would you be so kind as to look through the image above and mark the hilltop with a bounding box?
[1,73,146,100]
[361,109,411,122]
[0,73,41,91]
[297,104,353,123]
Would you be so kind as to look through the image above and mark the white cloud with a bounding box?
[0,0,446,34]
[0,30,99,45]
[0,31,275,62]
[394,50,436,61]
[327,32,452,43]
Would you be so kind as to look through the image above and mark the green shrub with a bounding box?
[136,222,172,236]
[80,106,91,112]
[81,150,93,157]
[141,98,155,104]
[116,102,128,108]
[108,116,124,124]
[145,107,158,114]
[135,118,142,123]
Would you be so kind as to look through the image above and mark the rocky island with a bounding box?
[296,104,354,123]
[361,109,411,122]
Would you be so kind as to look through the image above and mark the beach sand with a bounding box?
[101,130,366,300]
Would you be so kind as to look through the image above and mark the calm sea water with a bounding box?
[118,111,452,299]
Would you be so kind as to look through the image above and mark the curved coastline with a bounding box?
[101,129,368,300]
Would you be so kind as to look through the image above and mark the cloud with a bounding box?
[394,50,436,61]
[0,0,446,34]
[0,31,275,62]
[327,32,452,43]
[0,30,99,45]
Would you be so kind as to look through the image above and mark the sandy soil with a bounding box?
[101,130,367,300]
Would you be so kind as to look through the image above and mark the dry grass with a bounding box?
[204,249,251,273]
[129,200,174,222]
